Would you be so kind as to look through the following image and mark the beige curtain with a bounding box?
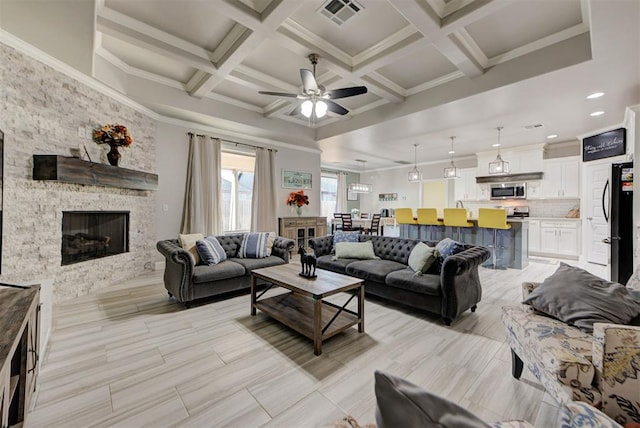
[181,135,223,235]
[251,148,277,232]
[336,172,348,213]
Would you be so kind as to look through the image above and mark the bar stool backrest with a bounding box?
[478,208,510,230]
[417,208,440,225]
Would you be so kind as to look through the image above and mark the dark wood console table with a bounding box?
[0,284,40,426]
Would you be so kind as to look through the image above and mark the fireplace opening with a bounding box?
[62,211,129,265]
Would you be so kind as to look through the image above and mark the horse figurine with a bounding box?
[298,246,317,278]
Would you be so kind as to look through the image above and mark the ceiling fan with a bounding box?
[258,53,367,119]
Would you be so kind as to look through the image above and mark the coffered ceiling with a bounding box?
[93,0,640,170]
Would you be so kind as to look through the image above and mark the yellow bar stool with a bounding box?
[477,208,511,269]
[417,208,443,241]
[395,208,417,224]
[443,208,474,242]
[395,208,417,238]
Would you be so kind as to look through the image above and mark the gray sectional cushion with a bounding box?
[364,236,420,265]
[214,234,243,258]
[385,268,442,296]
[192,260,245,284]
[316,255,357,274]
[229,256,285,274]
[346,259,406,283]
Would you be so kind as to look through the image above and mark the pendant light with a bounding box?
[348,160,373,193]
[489,126,509,175]
[444,136,460,179]
[408,144,422,182]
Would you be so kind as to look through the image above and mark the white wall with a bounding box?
[358,157,476,214]
[154,121,322,247]
[0,0,95,75]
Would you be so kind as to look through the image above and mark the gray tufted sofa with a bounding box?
[308,235,490,325]
[157,234,295,308]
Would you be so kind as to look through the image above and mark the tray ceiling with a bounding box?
[93,0,640,170]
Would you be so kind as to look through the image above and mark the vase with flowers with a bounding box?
[92,124,133,166]
[286,190,309,216]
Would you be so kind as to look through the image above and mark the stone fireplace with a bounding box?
[61,211,130,265]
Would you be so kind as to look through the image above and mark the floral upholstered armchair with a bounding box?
[501,281,640,426]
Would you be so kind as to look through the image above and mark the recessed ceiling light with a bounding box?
[587,92,604,99]
[448,150,455,154]
[590,111,605,117]
[492,143,500,147]
[547,134,558,139]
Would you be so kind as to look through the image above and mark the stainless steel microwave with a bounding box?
[490,182,526,200]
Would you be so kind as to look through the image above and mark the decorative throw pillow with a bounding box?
[196,236,227,266]
[522,263,640,333]
[238,232,270,258]
[265,232,277,256]
[374,371,490,428]
[408,242,437,276]
[332,241,377,260]
[178,233,204,265]
[333,231,360,244]
[436,238,465,259]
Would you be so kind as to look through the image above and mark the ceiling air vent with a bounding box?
[524,123,544,130]
[319,0,363,26]
[395,160,411,165]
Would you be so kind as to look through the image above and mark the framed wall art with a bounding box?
[282,170,312,189]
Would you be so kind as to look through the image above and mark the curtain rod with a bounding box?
[187,132,277,152]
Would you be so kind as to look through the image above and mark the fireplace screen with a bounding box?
[62,211,129,265]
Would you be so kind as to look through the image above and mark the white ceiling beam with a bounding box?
[276,20,405,102]
[264,99,293,117]
[387,0,484,77]
[188,0,303,97]
[96,7,217,73]
[228,64,299,93]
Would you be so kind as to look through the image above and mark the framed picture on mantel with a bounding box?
[582,128,626,162]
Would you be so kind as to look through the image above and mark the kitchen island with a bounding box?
[400,218,528,269]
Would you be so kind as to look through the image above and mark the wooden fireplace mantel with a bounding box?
[32,155,158,191]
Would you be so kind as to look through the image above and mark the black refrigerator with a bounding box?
[609,162,633,284]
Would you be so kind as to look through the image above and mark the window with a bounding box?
[321,173,338,219]
[221,151,255,233]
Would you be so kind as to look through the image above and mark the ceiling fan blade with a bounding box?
[300,69,318,93]
[325,100,349,115]
[325,86,368,99]
[258,91,299,98]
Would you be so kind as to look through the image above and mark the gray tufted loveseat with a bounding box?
[308,234,490,325]
[157,234,295,307]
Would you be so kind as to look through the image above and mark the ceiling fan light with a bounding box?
[315,100,328,118]
[301,100,313,118]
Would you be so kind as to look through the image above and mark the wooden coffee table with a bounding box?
[251,264,365,355]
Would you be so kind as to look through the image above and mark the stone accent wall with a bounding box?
[0,41,157,303]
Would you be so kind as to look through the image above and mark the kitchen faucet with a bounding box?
[456,200,464,208]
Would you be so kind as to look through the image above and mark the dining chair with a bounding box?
[364,214,381,235]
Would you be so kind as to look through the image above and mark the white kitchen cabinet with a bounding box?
[454,168,477,201]
[528,220,540,252]
[477,183,491,201]
[526,180,544,199]
[542,157,581,199]
[534,219,580,257]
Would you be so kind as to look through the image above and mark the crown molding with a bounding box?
[157,116,322,154]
